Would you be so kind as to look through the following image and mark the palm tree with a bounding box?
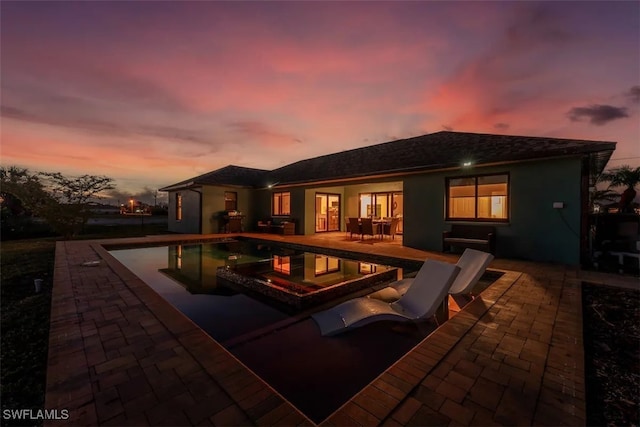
[590,187,619,213]
[600,165,640,213]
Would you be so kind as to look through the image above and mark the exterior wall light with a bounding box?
[463,161,473,167]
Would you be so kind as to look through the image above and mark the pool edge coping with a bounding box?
[44,233,591,426]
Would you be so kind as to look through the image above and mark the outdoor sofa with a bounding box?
[443,224,496,255]
[257,218,295,235]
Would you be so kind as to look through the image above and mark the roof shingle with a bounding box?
[265,131,616,186]
[159,165,269,191]
[160,131,616,190]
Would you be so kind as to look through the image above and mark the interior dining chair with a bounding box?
[360,217,377,240]
[383,217,400,240]
[348,217,361,239]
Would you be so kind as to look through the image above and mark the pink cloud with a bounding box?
[2,1,638,195]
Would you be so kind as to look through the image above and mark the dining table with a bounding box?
[361,218,392,239]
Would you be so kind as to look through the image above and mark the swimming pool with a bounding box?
[108,238,500,423]
[218,252,399,310]
[109,238,413,343]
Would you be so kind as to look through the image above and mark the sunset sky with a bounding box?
[1,1,638,203]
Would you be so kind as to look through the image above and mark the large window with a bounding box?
[176,193,183,221]
[273,255,290,275]
[447,174,509,221]
[358,192,402,218]
[224,191,237,211]
[314,255,340,275]
[273,192,291,216]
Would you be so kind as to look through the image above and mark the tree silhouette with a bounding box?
[1,166,115,238]
[599,165,640,213]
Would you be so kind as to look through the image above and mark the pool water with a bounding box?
[109,239,408,343]
[108,238,500,423]
[219,252,399,310]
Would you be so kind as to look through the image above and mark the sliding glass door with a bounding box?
[392,192,403,233]
[359,191,403,234]
[315,193,340,232]
[359,192,402,218]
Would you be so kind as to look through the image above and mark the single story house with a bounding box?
[160,131,615,265]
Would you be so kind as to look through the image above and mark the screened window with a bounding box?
[176,193,183,221]
[273,192,291,216]
[224,191,237,211]
[447,174,508,221]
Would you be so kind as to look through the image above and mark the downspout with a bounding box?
[188,188,203,234]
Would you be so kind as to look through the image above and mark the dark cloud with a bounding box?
[442,125,453,131]
[626,86,640,104]
[106,187,164,205]
[135,125,215,146]
[1,106,34,121]
[566,104,629,126]
[505,5,571,50]
[482,4,572,79]
[80,67,189,113]
[494,123,510,130]
[1,104,215,147]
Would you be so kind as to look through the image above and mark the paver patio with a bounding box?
[44,233,638,426]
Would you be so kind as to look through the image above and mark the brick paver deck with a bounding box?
[44,233,638,426]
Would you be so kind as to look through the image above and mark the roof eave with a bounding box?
[158,181,197,192]
[268,149,618,189]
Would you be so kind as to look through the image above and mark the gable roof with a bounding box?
[159,165,269,191]
[160,131,616,190]
[265,131,616,186]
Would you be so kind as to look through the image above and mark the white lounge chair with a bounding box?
[369,249,494,303]
[311,260,460,336]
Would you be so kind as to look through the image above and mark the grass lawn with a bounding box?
[78,222,169,239]
[1,239,56,425]
[0,221,171,425]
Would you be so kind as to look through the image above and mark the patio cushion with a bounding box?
[444,237,489,245]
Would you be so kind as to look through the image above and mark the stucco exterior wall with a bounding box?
[166,186,255,234]
[252,189,273,229]
[166,190,201,234]
[402,157,583,265]
[254,187,306,234]
[166,157,584,265]
[200,186,254,234]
